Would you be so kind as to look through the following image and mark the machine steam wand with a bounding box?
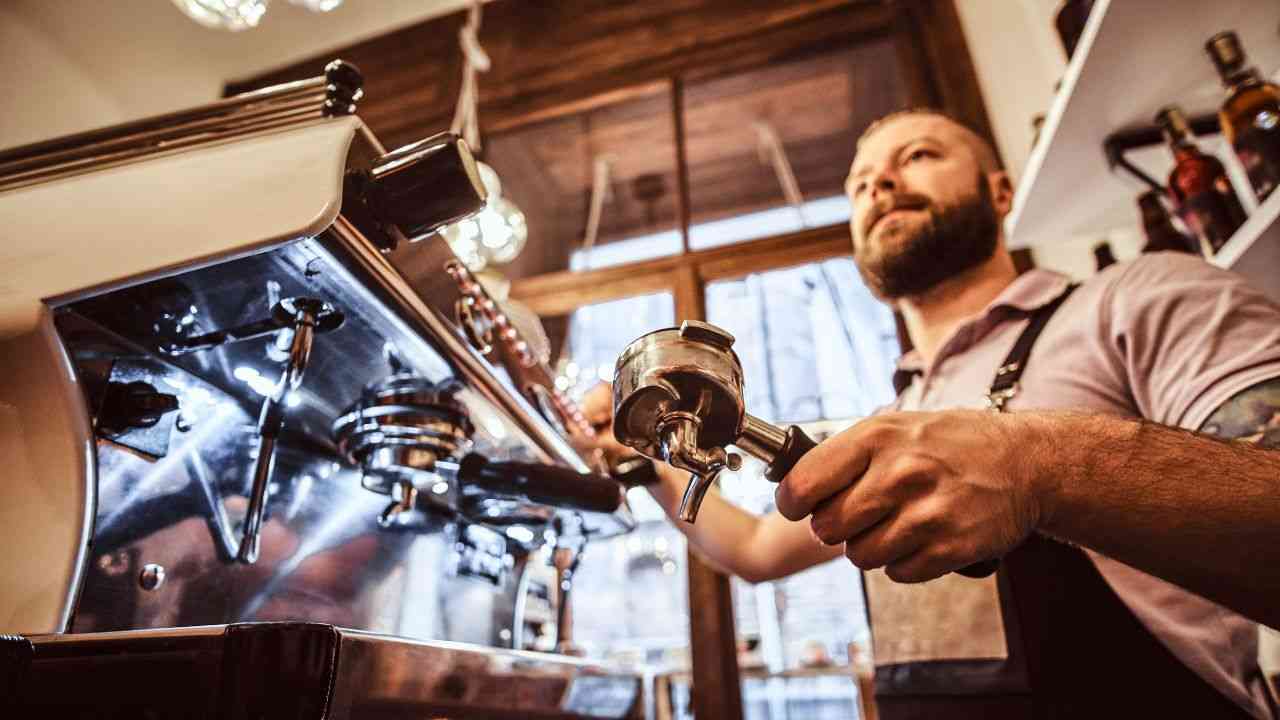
[238,297,342,564]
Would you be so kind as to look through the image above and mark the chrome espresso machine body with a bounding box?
[0,62,640,719]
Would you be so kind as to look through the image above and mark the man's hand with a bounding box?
[580,382,637,471]
[774,410,1052,583]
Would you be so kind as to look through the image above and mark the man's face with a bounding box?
[846,114,1005,299]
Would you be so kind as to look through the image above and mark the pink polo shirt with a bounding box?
[886,252,1280,718]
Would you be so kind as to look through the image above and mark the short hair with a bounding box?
[856,108,1002,173]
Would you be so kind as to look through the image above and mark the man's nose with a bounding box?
[870,171,898,199]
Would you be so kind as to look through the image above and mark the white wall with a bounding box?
[1,0,476,152]
[954,0,1141,275]
[952,0,1066,185]
[0,6,127,148]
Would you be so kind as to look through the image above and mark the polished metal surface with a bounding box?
[0,60,364,192]
[7,623,647,719]
[138,564,166,592]
[62,233,631,642]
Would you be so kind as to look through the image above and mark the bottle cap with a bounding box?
[1154,105,1192,143]
[1205,31,1245,78]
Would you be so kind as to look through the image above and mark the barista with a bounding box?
[584,108,1280,719]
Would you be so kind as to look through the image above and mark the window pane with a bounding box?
[705,256,898,717]
[684,38,915,250]
[546,291,690,666]
[484,87,682,279]
[705,257,899,424]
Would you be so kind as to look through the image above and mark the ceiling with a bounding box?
[3,0,483,147]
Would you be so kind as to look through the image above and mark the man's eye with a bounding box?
[852,181,867,196]
[906,148,934,163]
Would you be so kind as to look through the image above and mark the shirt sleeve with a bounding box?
[1100,252,1280,429]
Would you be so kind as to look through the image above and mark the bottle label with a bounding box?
[1234,110,1280,200]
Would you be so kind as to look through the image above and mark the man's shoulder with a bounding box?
[1074,251,1242,304]
[1080,249,1228,288]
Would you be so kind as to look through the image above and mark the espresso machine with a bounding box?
[0,61,643,718]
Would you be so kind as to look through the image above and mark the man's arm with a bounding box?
[774,398,1280,629]
[643,461,841,583]
[1041,378,1280,627]
[580,383,838,583]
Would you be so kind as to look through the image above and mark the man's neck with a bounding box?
[897,251,1018,366]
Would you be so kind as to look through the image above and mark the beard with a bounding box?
[854,176,999,300]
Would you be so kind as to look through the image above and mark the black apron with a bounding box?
[874,288,1255,720]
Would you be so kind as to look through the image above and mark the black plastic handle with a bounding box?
[762,425,1000,579]
[763,425,819,484]
[457,454,625,514]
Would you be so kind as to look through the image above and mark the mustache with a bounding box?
[862,193,932,236]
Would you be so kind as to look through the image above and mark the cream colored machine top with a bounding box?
[0,117,359,340]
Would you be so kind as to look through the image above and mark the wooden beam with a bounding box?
[672,264,744,720]
[225,1,895,149]
[511,224,852,316]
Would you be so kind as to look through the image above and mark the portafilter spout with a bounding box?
[612,321,815,523]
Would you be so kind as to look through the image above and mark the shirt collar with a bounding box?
[894,269,1073,373]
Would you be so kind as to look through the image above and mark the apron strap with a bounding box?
[985,285,1077,412]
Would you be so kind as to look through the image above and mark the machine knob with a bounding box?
[358,133,488,242]
[98,381,179,434]
[323,59,364,117]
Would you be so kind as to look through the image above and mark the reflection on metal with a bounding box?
[6,623,644,719]
[59,236,631,642]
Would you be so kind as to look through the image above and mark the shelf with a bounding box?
[1212,188,1280,302]
[1007,0,1280,250]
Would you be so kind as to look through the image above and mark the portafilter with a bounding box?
[612,320,998,578]
[612,321,816,523]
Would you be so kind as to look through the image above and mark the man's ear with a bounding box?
[988,171,1015,217]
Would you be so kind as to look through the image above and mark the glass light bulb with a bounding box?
[441,221,487,272]
[481,198,528,264]
[171,0,268,31]
[288,0,343,11]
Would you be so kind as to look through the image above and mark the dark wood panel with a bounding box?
[226,1,895,148]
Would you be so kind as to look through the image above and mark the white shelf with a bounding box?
[1007,0,1280,250]
[1212,188,1280,302]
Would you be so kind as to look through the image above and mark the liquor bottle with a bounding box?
[1093,241,1116,271]
[1054,0,1095,60]
[1155,106,1246,254]
[1206,31,1280,201]
[1136,190,1197,255]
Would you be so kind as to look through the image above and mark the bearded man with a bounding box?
[584,109,1280,718]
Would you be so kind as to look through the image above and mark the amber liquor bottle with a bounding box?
[1155,106,1246,255]
[1206,31,1280,201]
[1136,190,1197,255]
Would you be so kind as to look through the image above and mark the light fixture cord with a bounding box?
[581,154,616,268]
[754,121,808,227]
[451,1,491,151]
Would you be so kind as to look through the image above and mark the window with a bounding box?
[683,39,914,251]
[484,87,683,280]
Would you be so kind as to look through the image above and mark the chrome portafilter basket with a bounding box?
[612,321,817,523]
[332,374,474,526]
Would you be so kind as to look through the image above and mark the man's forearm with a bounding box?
[1034,412,1280,628]
[646,462,839,583]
